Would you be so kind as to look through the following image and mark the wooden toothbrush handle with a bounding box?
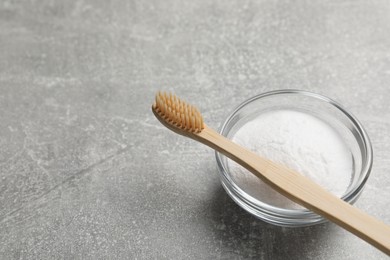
[194,126,390,255]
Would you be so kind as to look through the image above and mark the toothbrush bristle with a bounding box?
[153,92,204,133]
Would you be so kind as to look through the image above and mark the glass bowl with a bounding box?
[215,89,373,227]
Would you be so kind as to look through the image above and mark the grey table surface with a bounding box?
[1,0,390,259]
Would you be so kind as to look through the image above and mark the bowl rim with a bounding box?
[215,89,373,222]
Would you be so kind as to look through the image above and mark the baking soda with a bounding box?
[228,110,352,209]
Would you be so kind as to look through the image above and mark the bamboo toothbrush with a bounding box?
[152,91,390,255]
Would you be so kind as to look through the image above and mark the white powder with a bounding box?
[228,109,352,209]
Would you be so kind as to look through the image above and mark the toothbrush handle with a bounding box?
[195,125,390,256]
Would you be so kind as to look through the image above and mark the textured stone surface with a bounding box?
[1,0,390,259]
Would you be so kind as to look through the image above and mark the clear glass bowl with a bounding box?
[215,90,373,227]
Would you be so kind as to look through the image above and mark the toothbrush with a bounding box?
[151,91,390,256]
